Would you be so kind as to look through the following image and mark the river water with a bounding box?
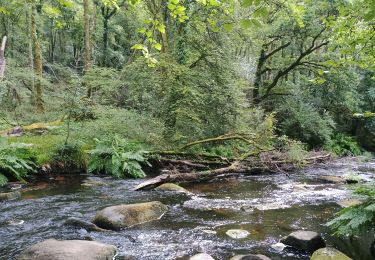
[0,157,374,259]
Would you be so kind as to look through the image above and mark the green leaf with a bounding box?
[240,19,252,29]
[242,0,253,8]
[253,7,269,17]
[153,43,162,51]
[223,23,234,32]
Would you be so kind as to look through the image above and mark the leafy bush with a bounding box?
[326,133,362,156]
[0,138,36,186]
[88,135,149,178]
[51,142,86,170]
[327,183,375,236]
[276,96,334,148]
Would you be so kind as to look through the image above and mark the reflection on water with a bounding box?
[0,158,374,260]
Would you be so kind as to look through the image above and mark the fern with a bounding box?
[328,183,375,236]
[0,138,36,186]
[88,135,149,178]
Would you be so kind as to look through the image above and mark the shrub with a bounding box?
[88,135,149,178]
[51,142,86,170]
[0,138,36,186]
[326,133,362,156]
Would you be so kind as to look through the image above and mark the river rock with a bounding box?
[311,247,351,260]
[336,199,362,208]
[271,242,287,252]
[280,230,325,253]
[93,201,168,230]
[189,253,215,260]
[226,229,250,239]
[230,254,271,260]
[64,217,108,232]
[318,176,344,184]
[16,239,117,260]
[154,183,189,193]
[0,191,21,202]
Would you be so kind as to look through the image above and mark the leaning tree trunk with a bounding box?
[30,0,44,113]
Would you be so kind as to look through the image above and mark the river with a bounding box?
[0,157,374,259]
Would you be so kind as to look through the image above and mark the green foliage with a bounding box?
[327,183,375,236]
[326,133,362,156]
[51,142,86,169]
[276,95,334,148]
[0,138,36,186]
[88,135,149,178]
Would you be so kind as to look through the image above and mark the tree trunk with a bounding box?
[0,36,7,79]
[30,0,44,113]
[84,0,92,97]
[102,14,109,66]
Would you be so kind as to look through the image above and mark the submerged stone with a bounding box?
[154,183,189,193]
[189,253,215,260]
[311,247,352,260]
[64,217,108,232]
[230,254,271,260]
[336,199,362,208]
[16,239,116,260]
[0,191,21,202]
[225,229,250,239]
[93,201,168,230]
[317,176,344,184]
[280,230,325,253]
[271,242,287,252]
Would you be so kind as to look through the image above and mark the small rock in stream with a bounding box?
[64,217,108,232]
[93,201,168,230]
[311,247,352,260]
[0,191,21,202]
[317,176,345,184]
[189,253,215,260]
[230,254,271,260]
[271,242,287,252]
[226,229,250,239]
[154,183,190,193]
[16,239,117,260]
[281,230,325,253]
[7,219,25,226]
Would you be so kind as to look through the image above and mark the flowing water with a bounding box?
[0,158,374,260]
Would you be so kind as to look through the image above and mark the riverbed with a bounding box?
[0,157,374,259]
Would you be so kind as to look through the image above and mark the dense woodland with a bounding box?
[0,0,375,252]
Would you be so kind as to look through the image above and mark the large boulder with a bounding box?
[154,183,189,193]
[16,239,116,260]
[280,230,325,253]
[0,191,21,202]
[311,247,351,260]
[93,201,168,230]
[230,254,271,260]
[189,253,215,260]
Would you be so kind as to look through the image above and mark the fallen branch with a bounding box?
[134,151,331,190]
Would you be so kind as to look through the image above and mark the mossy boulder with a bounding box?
[311,247,352,260]
[16,239,116,260]
[280,230,325,253]
[0,191,21,202]
[93,201,168,230]
[154,183,189,193]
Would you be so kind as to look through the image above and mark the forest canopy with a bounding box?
[0,0,374,166]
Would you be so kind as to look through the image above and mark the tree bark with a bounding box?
[30,0,44,112]
[84,0,93,97]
